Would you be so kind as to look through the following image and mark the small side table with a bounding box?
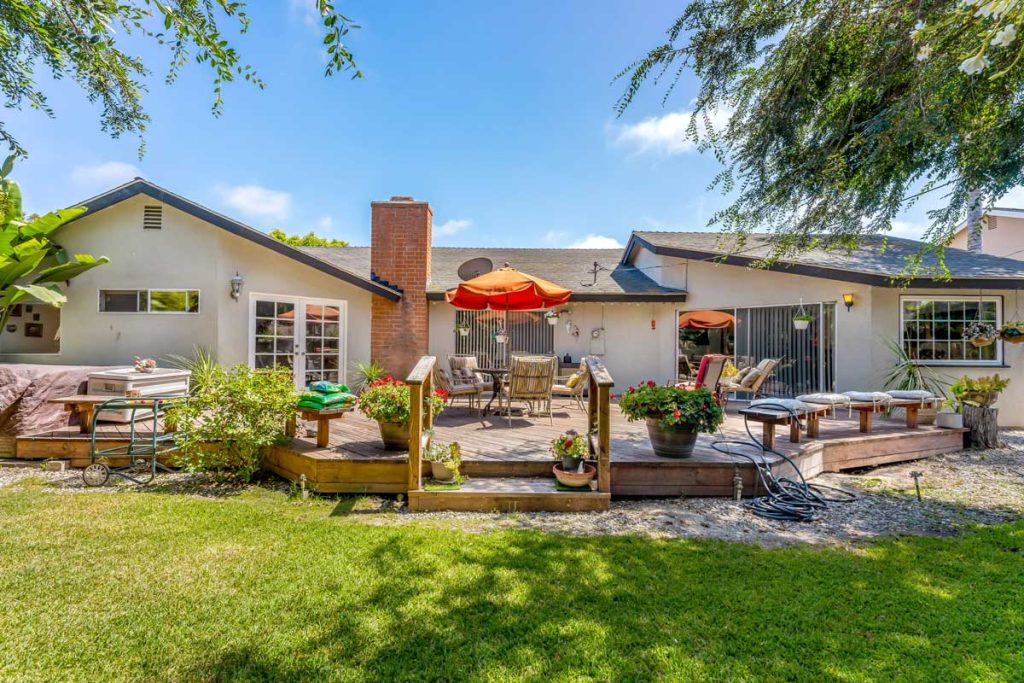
[286,405,353,448]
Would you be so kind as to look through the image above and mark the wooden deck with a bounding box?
[15,401,966,500]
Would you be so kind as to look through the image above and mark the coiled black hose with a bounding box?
[710,402,856,522]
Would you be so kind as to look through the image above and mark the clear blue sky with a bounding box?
[9,0,937,247]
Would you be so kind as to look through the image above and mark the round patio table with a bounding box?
[476,367,508,414]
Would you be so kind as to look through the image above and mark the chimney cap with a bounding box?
[389,195,415,202]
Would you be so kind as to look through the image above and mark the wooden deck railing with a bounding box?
[405,356,437,492]
[585,356,614,493]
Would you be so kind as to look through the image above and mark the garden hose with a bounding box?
[710,402,856,522]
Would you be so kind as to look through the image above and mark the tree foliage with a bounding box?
[617,0,1024,268]
[0,1,361,157]
[269,228,348,247]
[0,154,108,330]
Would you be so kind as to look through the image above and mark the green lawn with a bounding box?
[1,481,1022,682]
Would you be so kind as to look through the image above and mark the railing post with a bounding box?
[405,356,436,493]
[584,356,614,495]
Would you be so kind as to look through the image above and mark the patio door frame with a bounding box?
[247,292,348,390]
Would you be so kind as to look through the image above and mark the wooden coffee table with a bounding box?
[286,405,353,448]
[738,404,832,450]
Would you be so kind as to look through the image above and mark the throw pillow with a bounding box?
[739,368,761,388]
[566,372,581,389]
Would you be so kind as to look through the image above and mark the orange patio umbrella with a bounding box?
[678,310,735,330]
[445,266,572,310]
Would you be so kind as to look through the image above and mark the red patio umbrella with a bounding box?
[445,266,572,310]
[678,310,735,330]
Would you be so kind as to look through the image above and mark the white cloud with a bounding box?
[567,234,624,249]
[70,161,141,192]
[217,184,292,222]
[315,215,334,231]
[889,220,928,239]
[542,230,568,246]
[613,108,732,156]
[289,0,320,27]
[435,218,472,237]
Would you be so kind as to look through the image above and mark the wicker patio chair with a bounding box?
[447,354,488,385]
[552,359,589,410]
[719,358,780,408]
[500,355,557,426]
[433,367,485,415]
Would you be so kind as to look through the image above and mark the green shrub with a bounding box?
[169,365,296,481]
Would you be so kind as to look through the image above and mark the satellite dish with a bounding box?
[457,257,494,281]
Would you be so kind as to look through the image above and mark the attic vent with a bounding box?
[143,205,162,229]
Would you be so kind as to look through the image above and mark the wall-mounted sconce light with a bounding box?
[230,272,244,300]
[842,293,855,311]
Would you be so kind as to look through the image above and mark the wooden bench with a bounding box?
[738,404,832,450]
[285,405,353,448]
[849,398,940,433]
[47,395,147,434]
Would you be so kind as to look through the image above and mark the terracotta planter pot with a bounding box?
[431,461,456,483]
[553,462,596,488]
[377,420,410,450]
[645,418,699,458]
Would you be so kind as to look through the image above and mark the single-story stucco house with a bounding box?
[3,179,1023,424]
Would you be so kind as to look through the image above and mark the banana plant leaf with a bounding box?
[18,207,87,238]
[32,255,110,284]
[0,249,47,289]
[0,283,66,309]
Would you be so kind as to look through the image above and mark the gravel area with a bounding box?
[3,431,1022,547]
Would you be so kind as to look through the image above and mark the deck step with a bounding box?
[408,476,609,512]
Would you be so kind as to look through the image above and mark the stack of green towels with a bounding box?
[297,381,357,411]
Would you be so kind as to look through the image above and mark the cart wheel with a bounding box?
[130,459,155,485]
[82,463,110,487]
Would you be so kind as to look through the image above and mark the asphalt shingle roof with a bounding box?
[300,246,687,300]
[630,231,1024,285]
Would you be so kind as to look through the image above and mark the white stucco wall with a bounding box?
[428,300,679,390]
[0,196,374,381]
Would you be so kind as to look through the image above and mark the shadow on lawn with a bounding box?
[183,521,1024,681]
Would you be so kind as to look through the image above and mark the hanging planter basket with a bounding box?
[1000,322,1024,344]
[964,321,999,348]
[546,316,559,326]
[970,333,998,348]
[494,333,508,344]
[456,327,470,337]
[793,317,812,331]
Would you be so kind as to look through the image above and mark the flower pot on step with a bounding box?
[561,455,583,472]
[645,418,699,458]
[553,462,596,488]
[377,420,409,450]
[431,461,456,483]
[936,411,963,429]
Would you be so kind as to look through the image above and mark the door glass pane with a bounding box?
[254,299,296,381]
[303,302,342,387]
[256,301,275,317]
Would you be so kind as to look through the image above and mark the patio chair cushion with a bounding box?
[565,372,581,389]
[843,391,892,404]
[749,398,812,412]
[457,368,477,381]
[886,390,935,400]
[739,368,762,388]
[755,358,775,372]
[735,366,755,383]
[446,384,480,396]
[796,392,851,406]
[551,384,575,395]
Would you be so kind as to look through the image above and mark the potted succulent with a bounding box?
[544,310,561,326]
[792,313,814,331]
[550,429,595,487]
[950,374,1010,408]
[881,338,949,426]
[424,439,462,484]
[1000,320,1024,344]
[936,400,963,429]
[357,376,447,450]
[963,321,999,348]
[455,322,471,337]
[618,381,725,458]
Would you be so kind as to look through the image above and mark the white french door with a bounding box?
[249,294,346,390]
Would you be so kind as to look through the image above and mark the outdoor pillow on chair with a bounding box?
[843,391,892,404]
[796,393,850,406]
[739,368,761,388]
[749,398,811,412]
[886,390,935,400]
[565,372,581,389]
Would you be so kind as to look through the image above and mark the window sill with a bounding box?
[913,363,1011,369]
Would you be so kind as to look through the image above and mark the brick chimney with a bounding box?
[370,196,432,378]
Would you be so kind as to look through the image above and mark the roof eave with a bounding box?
[67,180,402,301]
[425,290,687,303]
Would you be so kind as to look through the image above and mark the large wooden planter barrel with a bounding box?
[646,418,699,458]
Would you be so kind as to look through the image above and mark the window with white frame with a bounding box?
[900,296,1001,364]
[99,289,200,314]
